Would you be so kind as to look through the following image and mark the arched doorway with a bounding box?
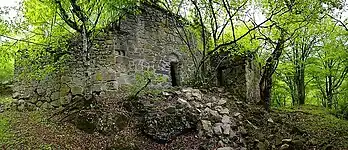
[168,53,180,86]
[170,62,179,86]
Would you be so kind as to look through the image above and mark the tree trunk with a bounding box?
[260,34,285,111]
[260,76,272,111]
[327,75,333,108]
[82,26,91,97]
[298,65,305,105]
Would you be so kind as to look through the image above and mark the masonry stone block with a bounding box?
[59,96,71,106]
[60,84,71,97]
[50,91,60,101]
[71,86,84,95]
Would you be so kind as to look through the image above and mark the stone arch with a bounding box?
[168,53,181,86]
[168,52,181,63]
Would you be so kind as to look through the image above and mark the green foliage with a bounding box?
[0,8,14,82]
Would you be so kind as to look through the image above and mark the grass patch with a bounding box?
[0,95,12,107]
[0,114,13,144]
[274,105,348,148]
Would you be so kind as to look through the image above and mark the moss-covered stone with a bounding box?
[59,84,70,97]
[50,100,60,107]
[95,72,103,81]
[71,86,84,95]
[50,92,60,101]
[59,96,71,105]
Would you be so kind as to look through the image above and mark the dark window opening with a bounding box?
[170,62,179,86]
[217,67,223,86]
[217,66,226,86]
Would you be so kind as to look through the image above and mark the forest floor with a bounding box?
[0,93,348,150]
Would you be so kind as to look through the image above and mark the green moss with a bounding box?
[59,84,70,96]
[0,96,12,106]
[96,72,103,81]
[274,105,348,148]
[0,115,12,143]
[39,144,54,150]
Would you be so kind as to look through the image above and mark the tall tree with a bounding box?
[311,19,348,108]
[279,25,319,105]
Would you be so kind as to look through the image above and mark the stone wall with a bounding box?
[212,54,261,103]
[12,3,195,110]
[245,57,261,103]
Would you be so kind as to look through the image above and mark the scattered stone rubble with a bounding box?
[141,87,249,149]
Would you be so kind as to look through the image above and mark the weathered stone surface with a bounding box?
[143,107,197,143]
[59,96,71,105]
[219,108,229,115]
[282,139,292,143]
[212,55,261,103]
[50,92,60,101]
[12,92,20,99]
[59,84,70,96]
[268,117,274,123]
[240,147,247,150]
[201,120,213,136]
[61,76,71,83]
[222,115,231,124]
[71,86,84,95]
[238,126,247,135]
[164,106,176,114]
[182,87,193,93]
[50,100,60,107]
[17,103,25,111]
[257,141,267,150]
[218,140,225,147]
[184,92,193,100]
[234,112,241,117]
[177,98,191,108]
[36,101,43,107]
[27,103,36,111]
[18,99,25,104]
[213,123,223,135]
[191,101,202,108]
[280,144,290,150]
[162,91,171,96]
[218,98,227,105]
[191,89,202,101]
[36,88,46,96]
[215,106,223,112]
[222,123,231,135]
[41,102,53,109]
[203,107,222,121]
[217,147,233,150]
[229,129,237,139]
[29,97,38,104]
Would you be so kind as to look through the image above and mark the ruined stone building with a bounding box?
[12,3,260,110]
[13,3,196,109]
[211,53,260,103]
